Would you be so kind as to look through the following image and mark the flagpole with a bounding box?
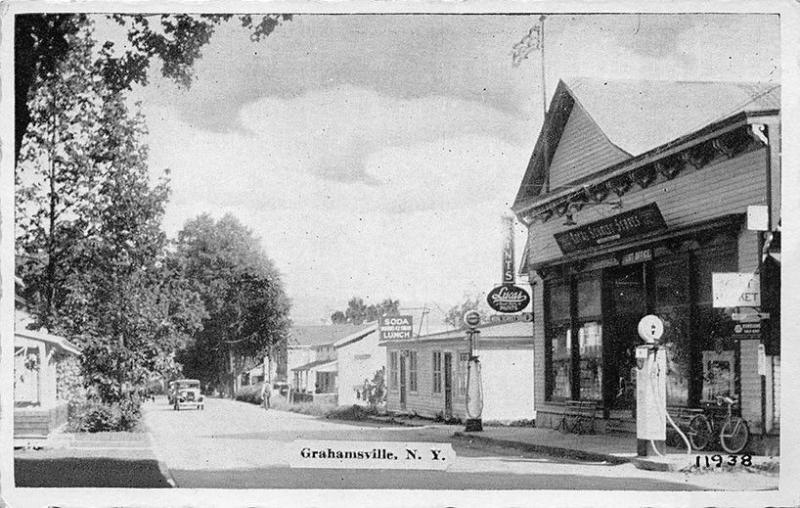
[539,15,549,193]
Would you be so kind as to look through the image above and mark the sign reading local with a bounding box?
[712,273,761,308]
[487,284,530,313]
[554,203,667,254]
[380,315,413,340]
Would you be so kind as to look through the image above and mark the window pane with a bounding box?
[693,239,737,304]
[577,276,601,318]
[578,321,602,400]
[657,306,691,406]
[548,281,570,321]
[548,323,571,400]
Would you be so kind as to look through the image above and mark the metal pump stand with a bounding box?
[464,328,483,432]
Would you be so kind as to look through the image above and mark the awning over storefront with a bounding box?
[291,359,337,372]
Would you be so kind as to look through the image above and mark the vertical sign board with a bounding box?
[502,216,515,284]
[380,316,413,341]
[712,273,761,308]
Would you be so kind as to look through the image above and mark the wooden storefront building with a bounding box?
[382,321,535,422]
[512,78,780,436]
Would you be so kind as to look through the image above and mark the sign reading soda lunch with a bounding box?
[487,284,530,313]
[554,203,667,254]
[380,315,414,340]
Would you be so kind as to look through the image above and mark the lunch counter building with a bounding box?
[381,321,535,422]
[512,79,780,437]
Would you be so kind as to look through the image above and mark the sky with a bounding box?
[95,13,779,326]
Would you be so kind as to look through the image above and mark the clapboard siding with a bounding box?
[739,340,762,430]
[548,102,629,190]
[532,276,546,409]
[385,339,535,421]
[529,147,767,264]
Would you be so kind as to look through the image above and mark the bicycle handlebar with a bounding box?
[715,395,737,405]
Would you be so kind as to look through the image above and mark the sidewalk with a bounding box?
[14,429,173,488]
[366,414,779,473]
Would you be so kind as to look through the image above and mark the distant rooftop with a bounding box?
[288,324,374,347]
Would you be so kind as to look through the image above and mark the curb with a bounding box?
[452,432,630,465]
[146,431,177,488]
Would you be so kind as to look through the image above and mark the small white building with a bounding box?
[15,312,81,440]
[381,321,535,422]
[333,323,383,406]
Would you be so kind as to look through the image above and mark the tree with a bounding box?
[331,297,400,325]
[15,28,205,403]
[15,13,291,165]
[444,295,491,329]
[174,214,291,396]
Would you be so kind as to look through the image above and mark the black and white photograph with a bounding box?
[1,2,797,507]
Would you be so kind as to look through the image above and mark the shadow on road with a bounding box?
[167,467,703,490]
[15,457,172,488]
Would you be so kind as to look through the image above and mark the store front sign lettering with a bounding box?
[554,203,667,254]
[380,315,414,340]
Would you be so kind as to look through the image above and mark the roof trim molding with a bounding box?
[513,112,777,227]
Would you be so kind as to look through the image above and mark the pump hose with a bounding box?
[649,351,692,456]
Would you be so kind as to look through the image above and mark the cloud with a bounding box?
[142,85,531,219]
[237,85,528,183]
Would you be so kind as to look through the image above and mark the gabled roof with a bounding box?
[514,78,780,207]
[333,322,378,349]
[288,324,374,347]
[566,78,779,156]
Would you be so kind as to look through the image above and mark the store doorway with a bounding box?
[604,264,647,411]
[443,353,453,419]
[399,354,407,410]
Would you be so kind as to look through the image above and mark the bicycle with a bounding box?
[686,395,750,454]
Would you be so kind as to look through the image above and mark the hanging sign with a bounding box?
[732,321,761,340]
[487,284,530,313]
[380,315,413,340]
[712,273,761,308]
[489,312,534,324]
[554,203,667,254]
[502,216,515,284]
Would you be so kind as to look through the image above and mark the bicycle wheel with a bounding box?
[720,417,750,454]
[687,414,712,451]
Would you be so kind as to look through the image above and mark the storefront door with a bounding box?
[604,264,647,410]
[399,354,407,409]
[443,353,453,419]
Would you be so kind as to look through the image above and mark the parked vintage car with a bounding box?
[171,379,204,410]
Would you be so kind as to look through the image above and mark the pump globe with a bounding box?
[637,314,664,343]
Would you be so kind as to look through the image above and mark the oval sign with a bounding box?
[487,284,531,313]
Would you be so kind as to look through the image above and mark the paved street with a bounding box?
[143,396,750,490]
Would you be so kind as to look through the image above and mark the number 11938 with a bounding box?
[696,454,752,467]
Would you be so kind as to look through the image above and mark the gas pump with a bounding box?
[635,315,667,456]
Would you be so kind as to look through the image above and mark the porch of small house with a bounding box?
[14,402,70,442]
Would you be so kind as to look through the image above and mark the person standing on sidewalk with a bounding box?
[261,381,271,410]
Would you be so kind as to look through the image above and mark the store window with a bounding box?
[432,351,442,393]
[546,280,571,401]
[408,351,418,392]
[577,274,602,401]
[389,351,398,391]
[654,256,691,406]
[693,237,738,404]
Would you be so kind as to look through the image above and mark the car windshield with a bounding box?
[176,381,200,389]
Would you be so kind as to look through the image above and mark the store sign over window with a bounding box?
[554,203,667,254]
[380,315,413,340]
